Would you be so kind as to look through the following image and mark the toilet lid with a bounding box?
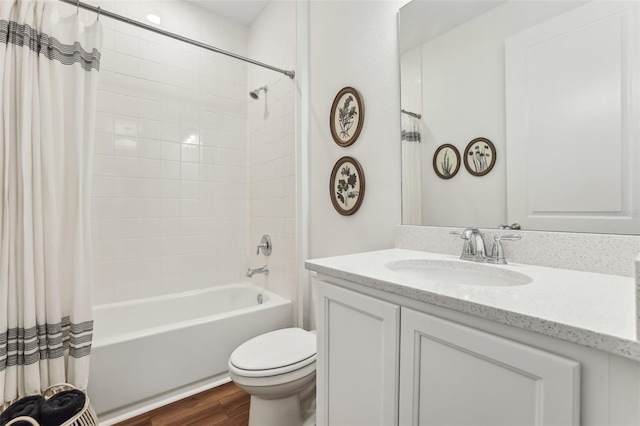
[230,328,316,371]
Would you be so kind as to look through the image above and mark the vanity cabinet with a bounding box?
[399,307,579,425]
[316,280,399,426]
[316,280,584,426]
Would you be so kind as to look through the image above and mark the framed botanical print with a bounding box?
[330,156,365,215]
[464,137,496,176]
[433,144,461,179]
[330,87,365,147]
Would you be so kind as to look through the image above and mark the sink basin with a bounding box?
[385,259,532,287]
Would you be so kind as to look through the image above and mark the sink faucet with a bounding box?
[450,227,487,262]
[451,228,521,264]
[246,265,269,278]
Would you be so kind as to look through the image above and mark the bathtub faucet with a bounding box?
[246,265,269,278]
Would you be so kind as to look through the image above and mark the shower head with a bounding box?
[250,85,268,99]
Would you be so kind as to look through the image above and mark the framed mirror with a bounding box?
[399,0,640,235]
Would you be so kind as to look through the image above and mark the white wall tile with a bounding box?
[94,132,113,155]
[161,199,181,218]
[138,159,161,179]
[247,0,297,310]
[93,155,114,176]
[181,144,200,163]
[139,99,162,120]
[91,0,261,305]
[113,157,138,177]
[139,119,161,140]
[97,91,114,113]
[113,94,139,118]
[160,160,180,179]
[114,116,138,137]
[181,162,199,181]
[114,137,138,157]
[113,177,139,198]
[93,176,114,198]
[138,139,160,159]
[115,53,140,77]
[161,179,181,199]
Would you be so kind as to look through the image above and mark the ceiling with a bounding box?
[184,0,269,27]
[399,0,505,52]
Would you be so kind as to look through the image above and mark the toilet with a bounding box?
[228,327,317,426]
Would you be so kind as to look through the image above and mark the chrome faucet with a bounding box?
[246,265,269,278]
[451,228,521,264]
[450,227,488,262]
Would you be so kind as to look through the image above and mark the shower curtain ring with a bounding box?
[97,6,101,20]
[76,0,79,14]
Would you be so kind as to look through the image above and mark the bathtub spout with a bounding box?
[246,265,269,278]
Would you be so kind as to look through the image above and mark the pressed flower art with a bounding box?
[330,156,365,215]
[330,87,365,147]
[464,137,496,177]
[433,144,461,179]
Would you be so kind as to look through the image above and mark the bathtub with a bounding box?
[87,283,292,422]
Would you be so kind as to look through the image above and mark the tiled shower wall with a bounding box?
[85,0,249,304]
[246,1,297,307]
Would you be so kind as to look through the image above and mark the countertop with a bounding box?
[305,248,640,361]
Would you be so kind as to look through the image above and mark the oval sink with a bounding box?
[385,259,532,287]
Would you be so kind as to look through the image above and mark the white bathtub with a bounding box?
[87,283,292,422]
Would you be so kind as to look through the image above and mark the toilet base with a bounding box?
[249,394,301,426]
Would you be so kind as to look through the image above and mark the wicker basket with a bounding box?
[5,384,98,426]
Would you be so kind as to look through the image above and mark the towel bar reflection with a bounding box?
[401,109,422,119]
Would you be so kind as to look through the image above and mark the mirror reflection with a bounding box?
[399,0,640,235]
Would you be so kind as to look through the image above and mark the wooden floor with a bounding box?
[115,382,250,426]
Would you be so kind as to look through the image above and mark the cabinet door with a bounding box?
[316,281,400,426]
[399,308,580,426]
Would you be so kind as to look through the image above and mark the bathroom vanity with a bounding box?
[305,248,640,426]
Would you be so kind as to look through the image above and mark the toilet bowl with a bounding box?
[228,327,316,426]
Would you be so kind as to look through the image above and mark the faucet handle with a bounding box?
[256,235,272,256]
[488,234,521,264]
[450,227,481,239]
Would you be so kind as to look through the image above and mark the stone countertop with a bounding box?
[305,248,640,361]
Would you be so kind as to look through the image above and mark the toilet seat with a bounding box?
[229,327,317,378]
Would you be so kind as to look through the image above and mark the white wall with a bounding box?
[85,0,249,304]
[308,0,404,259]
[247,2,298,311]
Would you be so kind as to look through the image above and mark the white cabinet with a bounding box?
[316,280,400,426]
[315,281,583,426]
[399,307,580,426]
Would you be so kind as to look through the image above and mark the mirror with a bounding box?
[399,0,640,235]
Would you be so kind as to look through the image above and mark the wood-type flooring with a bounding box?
[114,382,249,426]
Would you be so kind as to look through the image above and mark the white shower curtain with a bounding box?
[401,114,423,225]
[0,0,102,406]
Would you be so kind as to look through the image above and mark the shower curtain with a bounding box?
[0,0,102,407]
[401,113,423,225]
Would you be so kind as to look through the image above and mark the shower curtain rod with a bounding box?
[58,0,295,79]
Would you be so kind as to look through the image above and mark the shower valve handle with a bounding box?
[256,235,272,256]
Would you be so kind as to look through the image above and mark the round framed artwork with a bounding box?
[432,144,461,179]
[330,87,365,147]
[330,156,365,215]
[463,137,496,176]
